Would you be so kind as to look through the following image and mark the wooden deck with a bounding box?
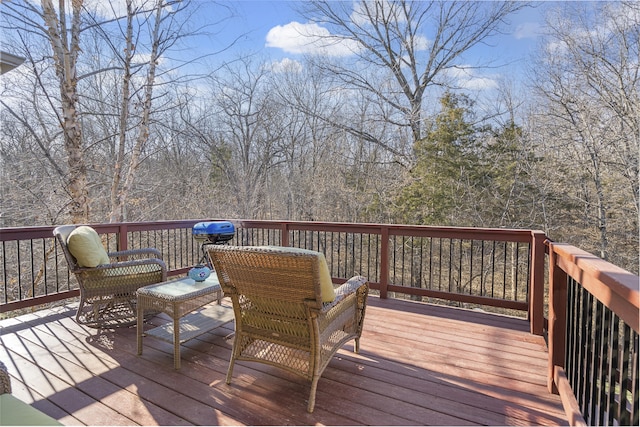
[0,296,567,426]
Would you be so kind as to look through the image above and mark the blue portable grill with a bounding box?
[192,221,235,265]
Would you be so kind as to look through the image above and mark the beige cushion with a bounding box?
[67,226,110,268]
[264,246,336,302]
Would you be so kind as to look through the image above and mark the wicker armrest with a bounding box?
[321,275,367,311]
[77,257,167,275]
[109,247,162,260]
[0,360,11,394]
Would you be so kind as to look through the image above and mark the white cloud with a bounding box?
[350,0,407,26]
[514,22,542,40]
[459,75,499,91]
[268,58,303,74]
[446,66,499,91]
[84,0,161,19]
[414,35,430,51]
[265,21,359,57]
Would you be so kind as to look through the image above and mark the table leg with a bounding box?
[173,316,181,370]
[137,302,144,356]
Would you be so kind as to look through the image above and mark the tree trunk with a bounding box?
[112,0,163,222]
[108,0,135,223]
[41,0,89,223]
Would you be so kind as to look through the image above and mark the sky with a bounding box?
[188,0,550,92]
[0,0,552,107]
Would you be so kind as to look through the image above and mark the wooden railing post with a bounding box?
[379,225,389,299]
[281,222,289,247]
[118,223,129,251]
[529,231,546,335]
[547,242,568,394]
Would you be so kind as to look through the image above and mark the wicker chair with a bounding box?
[207,245,368,413]
[54,225,167,328]
[0,361,10,395]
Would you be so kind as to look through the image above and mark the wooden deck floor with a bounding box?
[0,296,567,426]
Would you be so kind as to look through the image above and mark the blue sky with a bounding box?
[191,0,550,91]
[60,0,551,95]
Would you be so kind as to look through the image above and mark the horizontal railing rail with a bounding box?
[1,220,546,332]
[547,242,639,426]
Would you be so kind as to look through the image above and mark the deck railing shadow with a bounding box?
[178,298,566,425]
[1,296,563,425]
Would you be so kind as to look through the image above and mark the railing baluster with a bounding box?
[630,330,638,425]
[589,300,603,424]
[17,241,22,301]
[469,240,474,295]
[338,231,343,279]
[457,239,462,294]
[566,278,576,386]
[582,287,592,416]
[329,232,335,277]
[597,304,609,425]
[514,242,520,300]
[479,240,484,296]
[604,312,617,425]
[42,238,47,295]
[366,234,371,281]
[491,240,496,298]
[447,238,452,293]
[54,240,59,294]
[391,236,396,287]
[2,242,6,304]
[29,239,34,299]
[617,324,636,425]
[576,284,587,412]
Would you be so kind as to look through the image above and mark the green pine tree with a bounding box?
[395,92,480,225]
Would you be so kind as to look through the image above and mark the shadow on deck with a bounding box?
[0,296,567,425]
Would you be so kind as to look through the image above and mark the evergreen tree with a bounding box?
[395,92,480,225]
[394,92,542,228]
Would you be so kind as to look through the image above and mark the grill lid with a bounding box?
[192,221,235,244]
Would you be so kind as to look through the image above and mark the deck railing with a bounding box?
[547,242,639,426]
[0,219,546,332]
[2,219,638,425]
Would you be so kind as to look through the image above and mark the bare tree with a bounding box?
[300,0,527,164]
[2,0,239,224]
[191,57,288,219]
[530,1,639,268]
[40,0,89,223]
[108,0,167,223]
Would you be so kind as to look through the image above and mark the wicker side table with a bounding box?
[136,275,234,369]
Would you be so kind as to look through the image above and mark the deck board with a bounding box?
[0,296,567,425]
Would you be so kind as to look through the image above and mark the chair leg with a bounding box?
[307,376,320,413]
[75,294,87,325]
[225,358,235,384]
[226,333,241,384]
[354,337,360,353]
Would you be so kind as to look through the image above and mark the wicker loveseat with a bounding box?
[207,245,368,412]
[54,225,167,328]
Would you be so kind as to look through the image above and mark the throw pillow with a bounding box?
[67,226,110,268]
